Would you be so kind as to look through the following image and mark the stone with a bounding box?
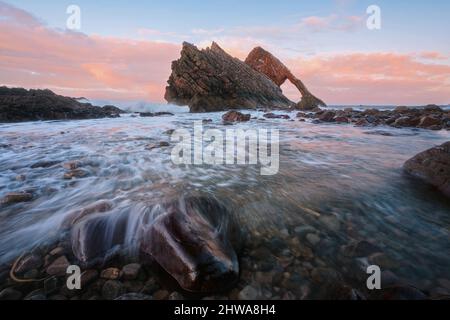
[394,106,409,113]
[81,270,99,287]
[419,116,441,128]
[424,104,443,113]
[263,113,290,119]
[153,290,169,300]
[245,46,325,110]
[44,276,59,295]
[238,285,259,300]
[141,196,240,293]
[46,256,70,276]
[63,161,81,170]
[168,292,185,300]
[318,111,336,122]
[368,253,399,269]
[306,233,321,246]
[393,116,420,127]
[222,111,251,123]
[165,42,292,112]
[121,263,141,280]
[404,142,450,197]
[101,268,121,280]
[1,192,33,205]
[343,240,382,258]
[0,288,23,300]
[139,112,174,117]
[63,169,89,180]
[115,293,152,300]
[102,280,125,300]
[14,253,43,274]
[31,160,61,169]
[334,116,349,123]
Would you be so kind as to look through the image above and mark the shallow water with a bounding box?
[0,109,449,298]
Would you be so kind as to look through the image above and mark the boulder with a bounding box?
[222,111,251,123]
[404,142,450,197]
[245,46,326,110]
[165,42,293,112]
[141,196,240,293]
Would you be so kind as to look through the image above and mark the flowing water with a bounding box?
[0,109,449,298]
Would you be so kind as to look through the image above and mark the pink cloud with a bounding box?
[1,2,449,106]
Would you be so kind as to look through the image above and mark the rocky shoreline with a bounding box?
[0,87,126,123]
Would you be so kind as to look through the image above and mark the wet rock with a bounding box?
[354,119,370,127]
[394,106,409,113]
[238,285,259,300]
[320,215,341,232]
[121,263,141,280]
[63,169,89,180]
[141,278,160,295]
[306,233,321,246]
[62,200,113,228]
[44,276,59,295]
[14,253,43,274]
[63,161,82,170]
[419,116,442,128]
[1,192,33,205]
[263,113,290,120]
[102,280,125,300]
[377,285,427,300]
[81,270,99,287]
[393,116,420,127]
[222,111,251,123]
[343,240,382,258]
[424,104,443,113]
[404,142,450,197]
[202,119,213,124]
[31,160,60,169]
[311,268,342,284]
[334,116,349,123]
[318,111,336,122]
[141,196,240,293]
[146,142,170,150]
[153,290,170,300]
[139,112,174,117]
[0,288,23,300]
[168,292,185,300]
[0,87,122,123]
[46,256,70,276]
[165,42,292,112]
[368,253,399,269]
[24,289,47,300]
[115,293,152,300]
[15,174,26,182]
[101,268,121,280]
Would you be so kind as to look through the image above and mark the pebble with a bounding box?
[15,253,43,274]
[63,169,89,180]
[0,288,23,300]
[115,293,152,300]
[46,256,70,276]
[153,290,170,300]
[102,280,125,300]
[101,268,121,280]
[121,263,141,280]
[306,233,321,246]
[81,270,99,287]
[168,292,185,300]
[238,285,259,300]
[1,192,33,205]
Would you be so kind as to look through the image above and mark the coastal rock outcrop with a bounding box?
[245,46,326,110]
[141,196,240,293]
[404,142,450,197]
[0,87,125,123]
[165,42,293,112]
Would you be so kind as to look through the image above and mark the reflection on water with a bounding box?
[0,109,449,298]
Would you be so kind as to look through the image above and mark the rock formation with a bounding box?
[404,142,450,197]
[0,87,125,123]
[165,42,293,112]
[245,46,326,110]
[141,196,240,293]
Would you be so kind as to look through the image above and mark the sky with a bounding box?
[1,0,449,105]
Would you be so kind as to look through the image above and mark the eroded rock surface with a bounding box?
[165,42,292,112]
[404,142,450,197]
[245,46,326,110]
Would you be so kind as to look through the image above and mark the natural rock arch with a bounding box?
[245,47,326,110]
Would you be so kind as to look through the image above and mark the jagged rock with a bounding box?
[0,87,124,123]
[141,196,240,293]
[222,111,251,123]
[165,42,292,112]
[245,46,326,110]
[404,142,450,197]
